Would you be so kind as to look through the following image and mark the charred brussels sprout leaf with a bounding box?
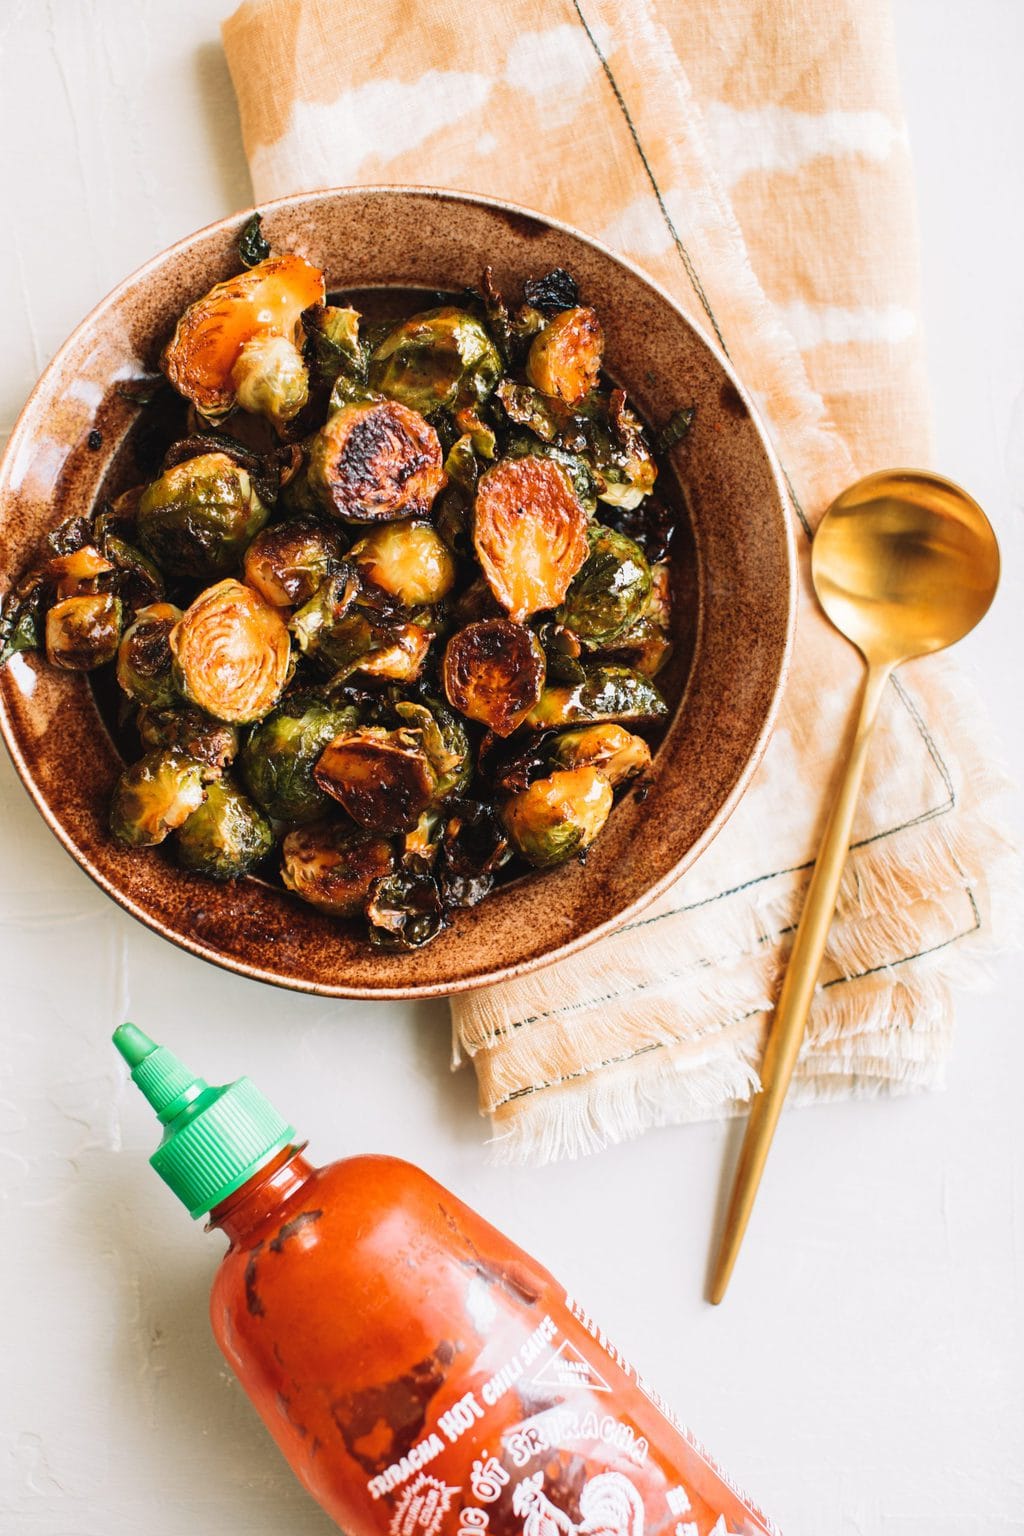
[244,518,346,609]
[443,619,546,736]
[524,665,668,729]
[281,821,396,916]
[116,603,182,706]
[365,872,448,951]
[289,565,361,658]
[174,777,273,879]
[137,706,239,777]
[137,453,270,579]
[368,308,502,416]
[656,405,695,455]
[438,799,511,908]
[314,726,438,833]
[534,618,586,685]
[301,303,368,388]
[238,212,271,268]
[46,546,115,598]
[473,456,590,622]
[170,579,291,723]
[110,750,206,848]
[502,765,613,869]
[551,723,652,787]
[306,400,446,523]
[0,578,43,666]
[526,307,604,406]
[394,699,471,802]
[45,593,123,670]
[349,520,456,606]
[241,696,359,823]
[102,535,165,612]
[558,524,652,648]
[523,268,580,314]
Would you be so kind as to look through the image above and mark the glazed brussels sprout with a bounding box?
[47,546,115,599]
[45,593,123,670]
[349,521,456,606]
[368,308,502,416]
[607,561,673,677]
[243,518,346,609]
[281,821,395,916]
[365,872,448,951]
[231,332,310,434]
[101,534,166,612]
[301,303,367,388]
[162,252,325,422]
[503,435,598,515]
[292,570,433,683]
[314,726,437,833]
[502,765,613,868]
[524,665,668,729]
[241,695,359,823]
[473,455,590,621]
[289,566,360,658]
[558,524,652,647]
[394,699,472,801]
[438,799,511,908]
[116,602,182,706]
[443,619,546,736]
[551,723,652,787]
[588,390,658,510]
[525,307,604,405]
[170,579,291,723]
[306,400,446,523]
[110,750,207,848]
[137,453,270,580]
[136,705,239,777]
[174,777,273,879]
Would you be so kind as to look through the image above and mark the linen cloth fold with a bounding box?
[222,0,1018,1161]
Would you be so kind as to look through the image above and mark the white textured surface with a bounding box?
[0,3,1022,1533]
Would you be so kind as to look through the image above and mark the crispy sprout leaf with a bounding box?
[523,269,580,314]
[656,405,695,455]
[238,211,271,268]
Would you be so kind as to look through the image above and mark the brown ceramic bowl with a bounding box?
[0,187,793,998]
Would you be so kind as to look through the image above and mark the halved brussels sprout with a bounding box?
[47,546,115,599]
[524,665,668,729]
[443,619,546,736]
[241,696,359,823]
[502,765,613,869]
[301,303,367,388]
[551,723,652,787]
[243,518,346,608]
[162,253,325,422]
[525,307,604,405]
[473,455,589,622]
[136,705,239,778]
[503,435,597,514]
[589,390,658,510]
[607,561,673,677]
[137,453,270,580]
[174,777,273,879]
[365,872,448,951]
[45,593,123,670]
[349,521,455,606]
[394,699,472,801]
[170,578,291,723]
[558,525,652,647]
[347,623,433,683]
[231,333,310,434]
[110,750,206,848]
[306,400,445,523]
[314,726,437,833]
[368,308,501,416]
[116,602,183,706]
[281,821,395,916]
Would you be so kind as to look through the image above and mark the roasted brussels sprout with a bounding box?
[438,799,511,907]
[502,765,613,869]
[368,308,502,415]
[306,400,446,523]
[231,332,310,433]
[137,453,270,580]
[558,524,652,647]
[174,777,273,879]
[589,389,658,510]
[551,723,652,786]
[116,602,182,706]
[394,699,472,801]
[314,726,437,833]
[524,665,668,729]
[301,303,367,388]
[365,872,448,951]
[349,521,455,606]
[241,695,359,823]
[401,809,442,874]
[473,455,589,621]
[289,566,360,658]
[101,534,166,612]
[525,307,604,405]
[161,253,325,422]
[45,593,123,670]
[607,560,673,677]
[47,546,115,599]
[243,518,346,608]
[170,578,291,723]
[281,821,395,916]
[136,705,239,777]
[443,619,546,736]
[503,435,597,515]
[110,750,206,848]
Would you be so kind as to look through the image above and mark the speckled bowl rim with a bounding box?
[0,185,795,999]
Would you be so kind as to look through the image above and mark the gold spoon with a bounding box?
[710,469,1000,1304]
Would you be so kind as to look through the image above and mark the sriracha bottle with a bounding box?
[113,1025,779,1536]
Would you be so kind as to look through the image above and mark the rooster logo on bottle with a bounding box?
[513,1472,644,1536]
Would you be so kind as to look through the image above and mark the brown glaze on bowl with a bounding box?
[0,187,794,999]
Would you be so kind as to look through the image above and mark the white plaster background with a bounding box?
[0,3,1021,1533]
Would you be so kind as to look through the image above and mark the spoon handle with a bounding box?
[710,659,893,1303]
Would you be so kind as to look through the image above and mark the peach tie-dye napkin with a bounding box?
[222,0,1017,1161]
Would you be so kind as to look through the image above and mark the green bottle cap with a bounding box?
[112,1023,297,1219]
